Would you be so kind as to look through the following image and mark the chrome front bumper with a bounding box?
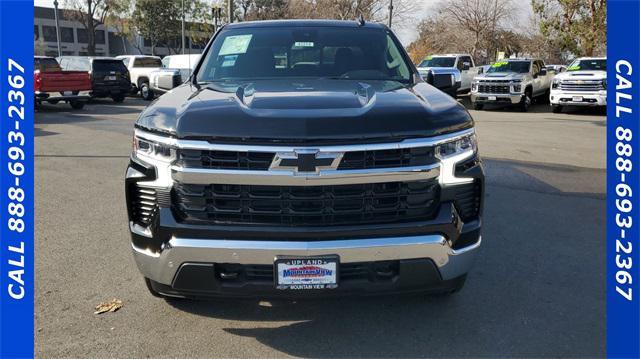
[550,90,607,106]
[471,92,523,104]
[132,234,482,286]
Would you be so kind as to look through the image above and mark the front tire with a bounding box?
[112,94,125,103]
[140,83,154,101]
[519,90,532,112]
[552,104,563,113]
[69,101,85,110]
[473,103,484,111]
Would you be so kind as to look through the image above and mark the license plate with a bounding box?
[105,75,116,81]
[572,96,583,102]
[62,91,72,96]
[275,256,338,290]
[488,96,497,101]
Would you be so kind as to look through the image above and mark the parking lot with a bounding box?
[34,97,605,358]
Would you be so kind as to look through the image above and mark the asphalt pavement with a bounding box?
[34,96,605,358]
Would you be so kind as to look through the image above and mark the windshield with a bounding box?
[93,60,127,73]
[567,59,606,71]
[196,26,412,83]
[133,57,161,68]
[34,58,61,72]
[418,57,456,68]
[487,61,530,73]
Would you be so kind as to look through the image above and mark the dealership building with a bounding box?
[34,6,207,57]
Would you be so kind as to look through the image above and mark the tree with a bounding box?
[531,0,606,57]
[132,0,182,55]
[64,0,113,55]
[438,0,515,61]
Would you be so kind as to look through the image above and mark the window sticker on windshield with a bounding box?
[221,55,238,67]
[219,34,252,55]
[425,55,433,60]
[567,65,581,71]
[492,61,508,68]
[293,41,314,48]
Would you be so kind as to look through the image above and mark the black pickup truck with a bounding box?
[126,20,484,299]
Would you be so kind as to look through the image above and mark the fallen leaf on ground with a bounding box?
[94,298,123,314]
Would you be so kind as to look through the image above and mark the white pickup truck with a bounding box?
[550,57,606,113]
[115,55,162,100]
[416,54,483,95]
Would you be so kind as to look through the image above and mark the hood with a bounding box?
[136,79,473,143]
[475,72,527,81]
[555,70,606,81]
[417,66,460,75]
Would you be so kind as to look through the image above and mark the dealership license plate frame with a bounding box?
[105,75,117,81]
[274,255,339,290]
[488,96,497,101]
[572,96,584,102]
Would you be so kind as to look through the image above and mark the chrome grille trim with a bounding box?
[134,128,475,152]
[171,164,440,186]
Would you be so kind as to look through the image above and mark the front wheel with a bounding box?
[112,94,125,103]
[69,101,85,110]
[552,104,563,113]
[473,103,484,111]
[140,83,154,101]
[518,90,532,112]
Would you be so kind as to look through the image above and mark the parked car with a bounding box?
[416,54,483,96]
[115,55,162,100]
[57,56,131,102]
[149,54,201,96]
[471,58,553,112]
[126,20,484,299]
[34,56,91,109]
[550,57,606,113]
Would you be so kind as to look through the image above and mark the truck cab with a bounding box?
[416,54,481,95]
[471,58,552,112]
[550,57,606,113]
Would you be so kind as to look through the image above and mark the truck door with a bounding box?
[457,56,473,91]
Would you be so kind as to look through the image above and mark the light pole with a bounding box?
[53,0,62,56]
[181,0,185,55]
[227,0,233,24]
[212,6,221,33]
[387,0,393,28]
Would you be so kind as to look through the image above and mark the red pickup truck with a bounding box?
[34,56,91,109]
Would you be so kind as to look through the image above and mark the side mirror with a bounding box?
[155,71,182,91]
[462,62,471,71]
[540,68,547,76]
[477,67,484,74]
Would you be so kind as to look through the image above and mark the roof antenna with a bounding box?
[357,14,365,26]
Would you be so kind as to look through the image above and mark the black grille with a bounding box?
[452,180,482,221]
[130,185,158,226]
[338,147,436,170]
[178,149,274,170]
[179,147,436,171]
[173,180,440,227]
[477,84,510,94]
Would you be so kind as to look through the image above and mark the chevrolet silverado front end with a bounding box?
[125,20,485,298]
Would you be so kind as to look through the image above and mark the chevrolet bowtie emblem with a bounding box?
[270,150,343,174]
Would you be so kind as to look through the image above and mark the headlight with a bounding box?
[471,82,477,91]
[513,84,522,92]
[436,133,477,186]
[602,78,607,89]
[552,78,560,89]
[510,79,522,83]
[133,134,176,161]
[436,133,477,159]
